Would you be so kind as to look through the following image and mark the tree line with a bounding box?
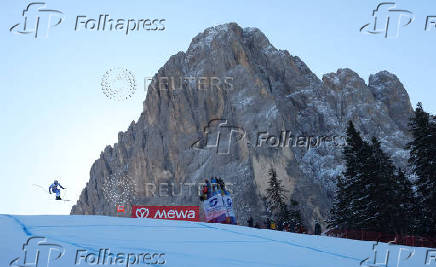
[329,103,436,236]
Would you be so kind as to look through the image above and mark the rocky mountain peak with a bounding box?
[322,68,366,92]
[72,23,414,229]
[188,23,270,53]
[368,71,413,132]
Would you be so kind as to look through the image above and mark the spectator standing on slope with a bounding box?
[314,220,321,235]
[247,217,254,227]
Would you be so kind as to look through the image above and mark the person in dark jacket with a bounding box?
[200,182,208,201]
[210,177,218,195]
[265,218,271,229]
[205,179,211,199]
[314,220,322,235]
[247,217,254,227]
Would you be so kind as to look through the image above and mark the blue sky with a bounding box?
[1,0,435,215]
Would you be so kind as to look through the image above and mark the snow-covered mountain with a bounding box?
[1,215,430,267]
[71,23,413,228]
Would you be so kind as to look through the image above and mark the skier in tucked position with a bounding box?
[49,180,66,200]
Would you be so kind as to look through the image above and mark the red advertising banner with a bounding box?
[132,206,200,221]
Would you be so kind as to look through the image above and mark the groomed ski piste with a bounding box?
[0,215,432,267]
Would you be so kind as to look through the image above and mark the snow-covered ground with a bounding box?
[1,215,433,267]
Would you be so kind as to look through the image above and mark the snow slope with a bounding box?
[0,215,433,267]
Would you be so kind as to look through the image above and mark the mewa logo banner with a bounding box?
[131,206,200,221]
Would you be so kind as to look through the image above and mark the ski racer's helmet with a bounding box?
[54,180,58,184]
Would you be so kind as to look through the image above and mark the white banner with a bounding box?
[203,194,226,222]
[222,195,235,218]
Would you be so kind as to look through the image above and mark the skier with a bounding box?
[49,180,66,200]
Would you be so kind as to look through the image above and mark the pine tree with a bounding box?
[329,121,371,230]
[265,168,288,228]
[329,121,409,234]
[366,137,398,233]
[261,195,273,222]
[407,103,436,235]
[265,169,288,212]
[276,204,291,230]
[328,176,351,229]
[352,138,375,231]
[288,199,303,231]
[264,168,302,231]
[392,169,417,234]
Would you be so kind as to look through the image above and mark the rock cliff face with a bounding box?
[71,23,414,229]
